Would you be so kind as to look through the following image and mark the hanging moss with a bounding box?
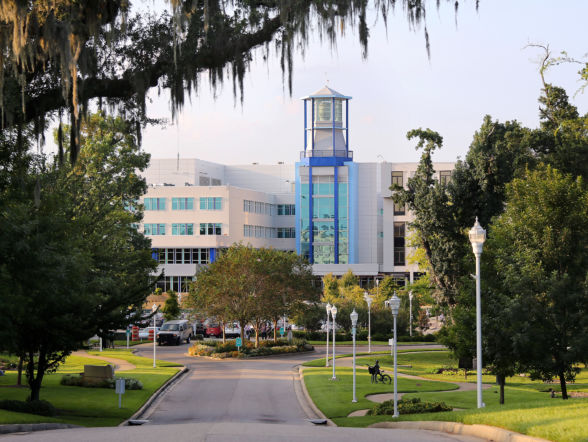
[0,0,468,161]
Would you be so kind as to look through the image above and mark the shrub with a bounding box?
[215,341,238,353]
[193,334,204,341]
[367,397,452,416]
[0,399,57,417]
[188,344,214,356]
[60,375,143,390]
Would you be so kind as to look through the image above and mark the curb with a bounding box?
[297,366,336,426]
[0,423,81,435]
[369,421,552,442]
[119,366,189,426]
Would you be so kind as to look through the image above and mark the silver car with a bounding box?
[157,320,192,345]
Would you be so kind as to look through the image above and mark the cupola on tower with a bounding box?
[295,86,358,265]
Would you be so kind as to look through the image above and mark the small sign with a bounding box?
[236,337,242,348]
[115,378,125,409]
[126,328,131,337]
[280,327,285,336]
[388,338,394,346]
[115,378,126,394]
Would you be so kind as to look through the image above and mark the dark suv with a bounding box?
[157,320,192,345]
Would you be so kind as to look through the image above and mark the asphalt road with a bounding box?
[136,342,313,425]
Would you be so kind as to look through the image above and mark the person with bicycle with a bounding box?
[370,360,381,383]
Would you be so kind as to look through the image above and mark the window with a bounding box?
[394,222,406,266]
[439,170,452,185]
[244,200,252,212]
[155,275,196,292]
[172,197,194,210]
[394,202,405,215]
[144,197,166,211]
[153,248,210,264]
[200,223,222,235]
[200,197,222,210]
[172,223,194,235]
[277,204,295,215]
[278,227,296,238]
[391,171,403,188]
[144,223,165,235]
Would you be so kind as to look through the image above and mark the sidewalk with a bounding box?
[72,350,136,371]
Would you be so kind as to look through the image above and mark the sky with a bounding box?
[139,1,588,165]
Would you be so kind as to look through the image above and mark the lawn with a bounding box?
[306,340,438,346]
[303,366,457,418]
[303,351,588,442]
[0,349,181,427]
[303,349,446,367]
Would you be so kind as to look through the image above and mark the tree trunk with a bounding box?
[221,320,226,344]
[559,370,568,400]
[273,319,278,342]
[239,320,245,341]
[26,349,46,402]
[498,374,505,404]
[254,320,261,348]
[17,355,23,386]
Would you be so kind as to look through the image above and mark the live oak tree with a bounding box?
[188,244,317,347]
[0,0,477,160]
[0,112,157,400]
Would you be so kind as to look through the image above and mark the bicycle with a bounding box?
[376,370,392,384]
[368,365,392,384]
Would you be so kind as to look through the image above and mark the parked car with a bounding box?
[157,320,192,346]
[138,326,160,340]
[205,322,222,338]
[224,322,241,338]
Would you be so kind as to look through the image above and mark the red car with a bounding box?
[205,322,222,338]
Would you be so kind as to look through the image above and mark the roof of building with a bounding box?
[301,86,352,100]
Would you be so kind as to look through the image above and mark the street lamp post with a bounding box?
[363,292,373,353]
[350,309,359,403]
[469,217,486,409]
[331,305,338,380]
[325,303,332,367]
[387,293,401,418]
[409,291,414,337]
[152,303,158,368]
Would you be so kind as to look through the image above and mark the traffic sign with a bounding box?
[279,327,284,336]
[236,337,242,348]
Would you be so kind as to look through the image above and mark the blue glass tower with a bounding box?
[295,86,358,265]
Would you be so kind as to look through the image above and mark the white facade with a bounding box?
[140,158,454,291]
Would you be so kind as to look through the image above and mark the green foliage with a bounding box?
[290,302,324,332]
[0,113,156,401]
[487,166,588,399]
[162,291,181,321]
[0,399,57,417]
[367,397,452,415]
[188,244,318,346]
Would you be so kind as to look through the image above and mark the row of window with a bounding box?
[243,200,295,216]
[391,170,452,188]
[243,225,296,239]
[144,197,223,211]
[143,223,222,236]
[155,276,195,293]
[153,248,210,264]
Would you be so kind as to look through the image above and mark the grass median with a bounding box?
[302,351,588,442]
[0,349,182,427]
